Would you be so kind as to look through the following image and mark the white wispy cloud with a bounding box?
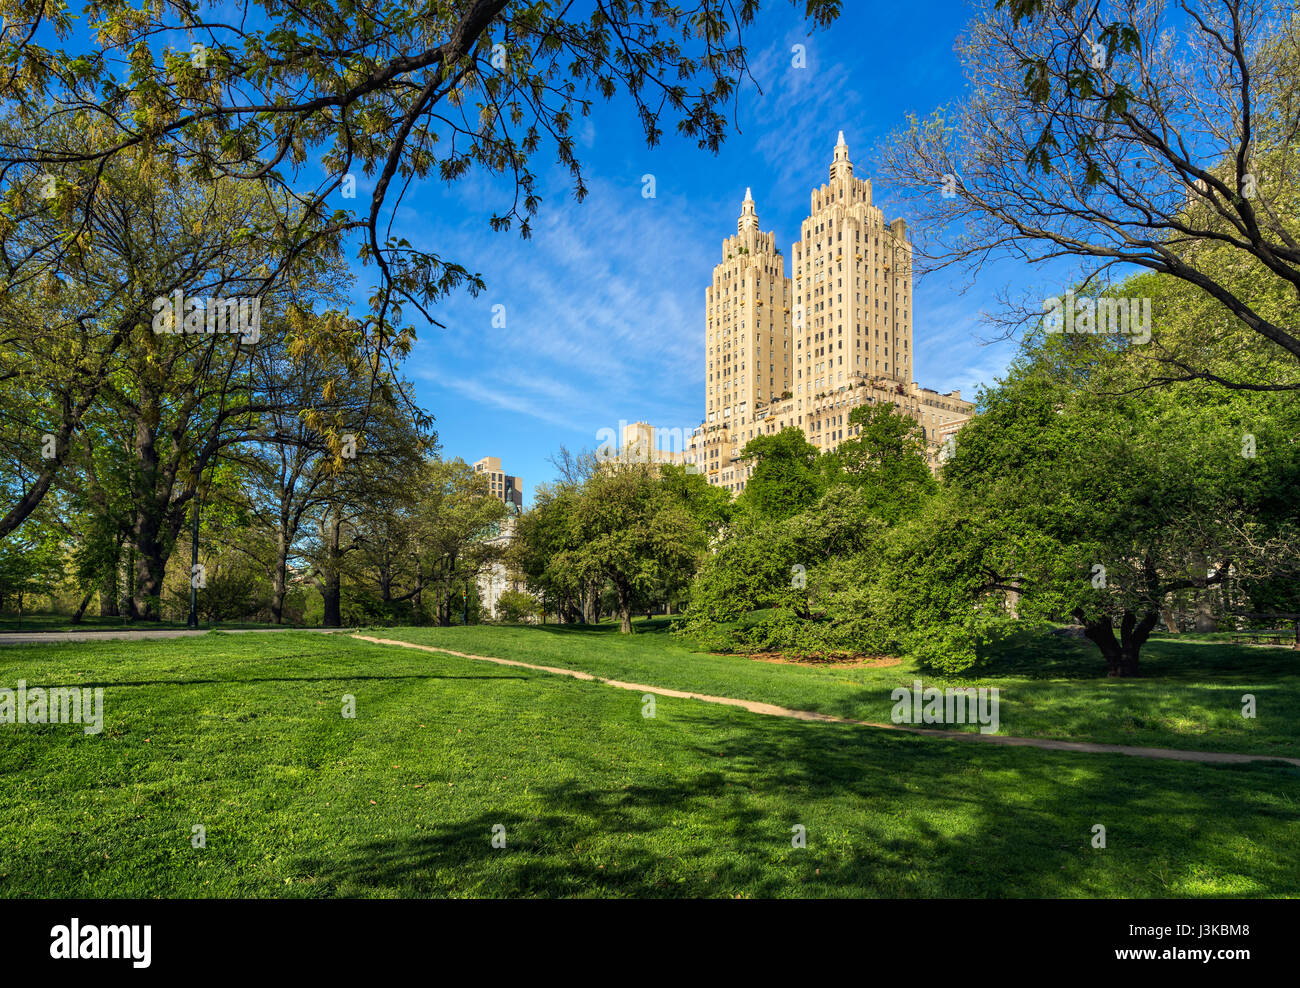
[394,166,718,439]
[744,29,865,193]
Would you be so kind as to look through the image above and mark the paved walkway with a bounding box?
[353,634,1300,769]
[0,627,346,646]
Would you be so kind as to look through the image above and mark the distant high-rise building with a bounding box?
[595,421,688,468]
[472,456,523,513]
[476,514,525,621]
[687,133,976,493]
[704,186,793,425]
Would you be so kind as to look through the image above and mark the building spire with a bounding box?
[830,131,852,181]
[738,186,758,234]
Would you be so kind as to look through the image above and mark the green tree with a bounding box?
[518,461,714,634]
[4,1,842,343]
[735,428,827,521]
[302,405,430,627]
[931,327,1300,676]
[0,520,66,622]
[495,589,540,625]
[407,458,508,627]
[833,402,937,522]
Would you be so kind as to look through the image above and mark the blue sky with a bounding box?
[379,1,1050,503]
[69,1,1067,502]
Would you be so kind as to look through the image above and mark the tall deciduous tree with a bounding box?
[566,464,704,633]
[880,0,1300,389]
[832,402,937,522]
[735,428,827,521]
[516,460,720,633]
[935,326,1300,676]
[3,0,842,347]
[405,457,507,627]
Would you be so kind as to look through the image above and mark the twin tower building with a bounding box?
[683,133,974,492]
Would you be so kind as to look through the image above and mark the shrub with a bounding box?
[495,589,540,624]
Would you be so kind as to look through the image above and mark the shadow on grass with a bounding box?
[291,710,1300,898]
[981,630,1300,683]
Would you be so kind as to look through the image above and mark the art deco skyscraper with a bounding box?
[688,134,971,493]
[703,188,793,427]
[792,131,913,394]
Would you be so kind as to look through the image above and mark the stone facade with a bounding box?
[596,420,688,468]
[687,133,975,493]
[475,514,524,621]
[472,455,523,512]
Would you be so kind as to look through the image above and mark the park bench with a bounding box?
[1229,630,1298,647]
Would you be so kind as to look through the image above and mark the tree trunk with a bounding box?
[319,511,343,628]
[99,559,120,617]
[442,554,458,626]
[126,545,136,617]
[70,587,95,624]
[321,572,341,627]
[128,412,168,621]
[1118,609,1157,676]
[271,528,288,625]
[1194,596,1216,633]
[1161,607,1179,633]
[615,581,633,634]
[130,536,166,621]
[1074,608,1156,677]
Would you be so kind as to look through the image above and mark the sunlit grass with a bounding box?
[1,630,1294,898]
[376,620,1300,758]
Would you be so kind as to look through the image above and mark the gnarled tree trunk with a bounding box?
[1074,608,1158,677]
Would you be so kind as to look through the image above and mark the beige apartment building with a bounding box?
[476,514,524,620]
[688,133,975,492]
[596,420,689,468]
[473,456,525,620]
[472,456,523,512]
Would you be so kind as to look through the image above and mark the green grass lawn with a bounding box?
[1,628,1297,897]
[369,620,1300,760]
